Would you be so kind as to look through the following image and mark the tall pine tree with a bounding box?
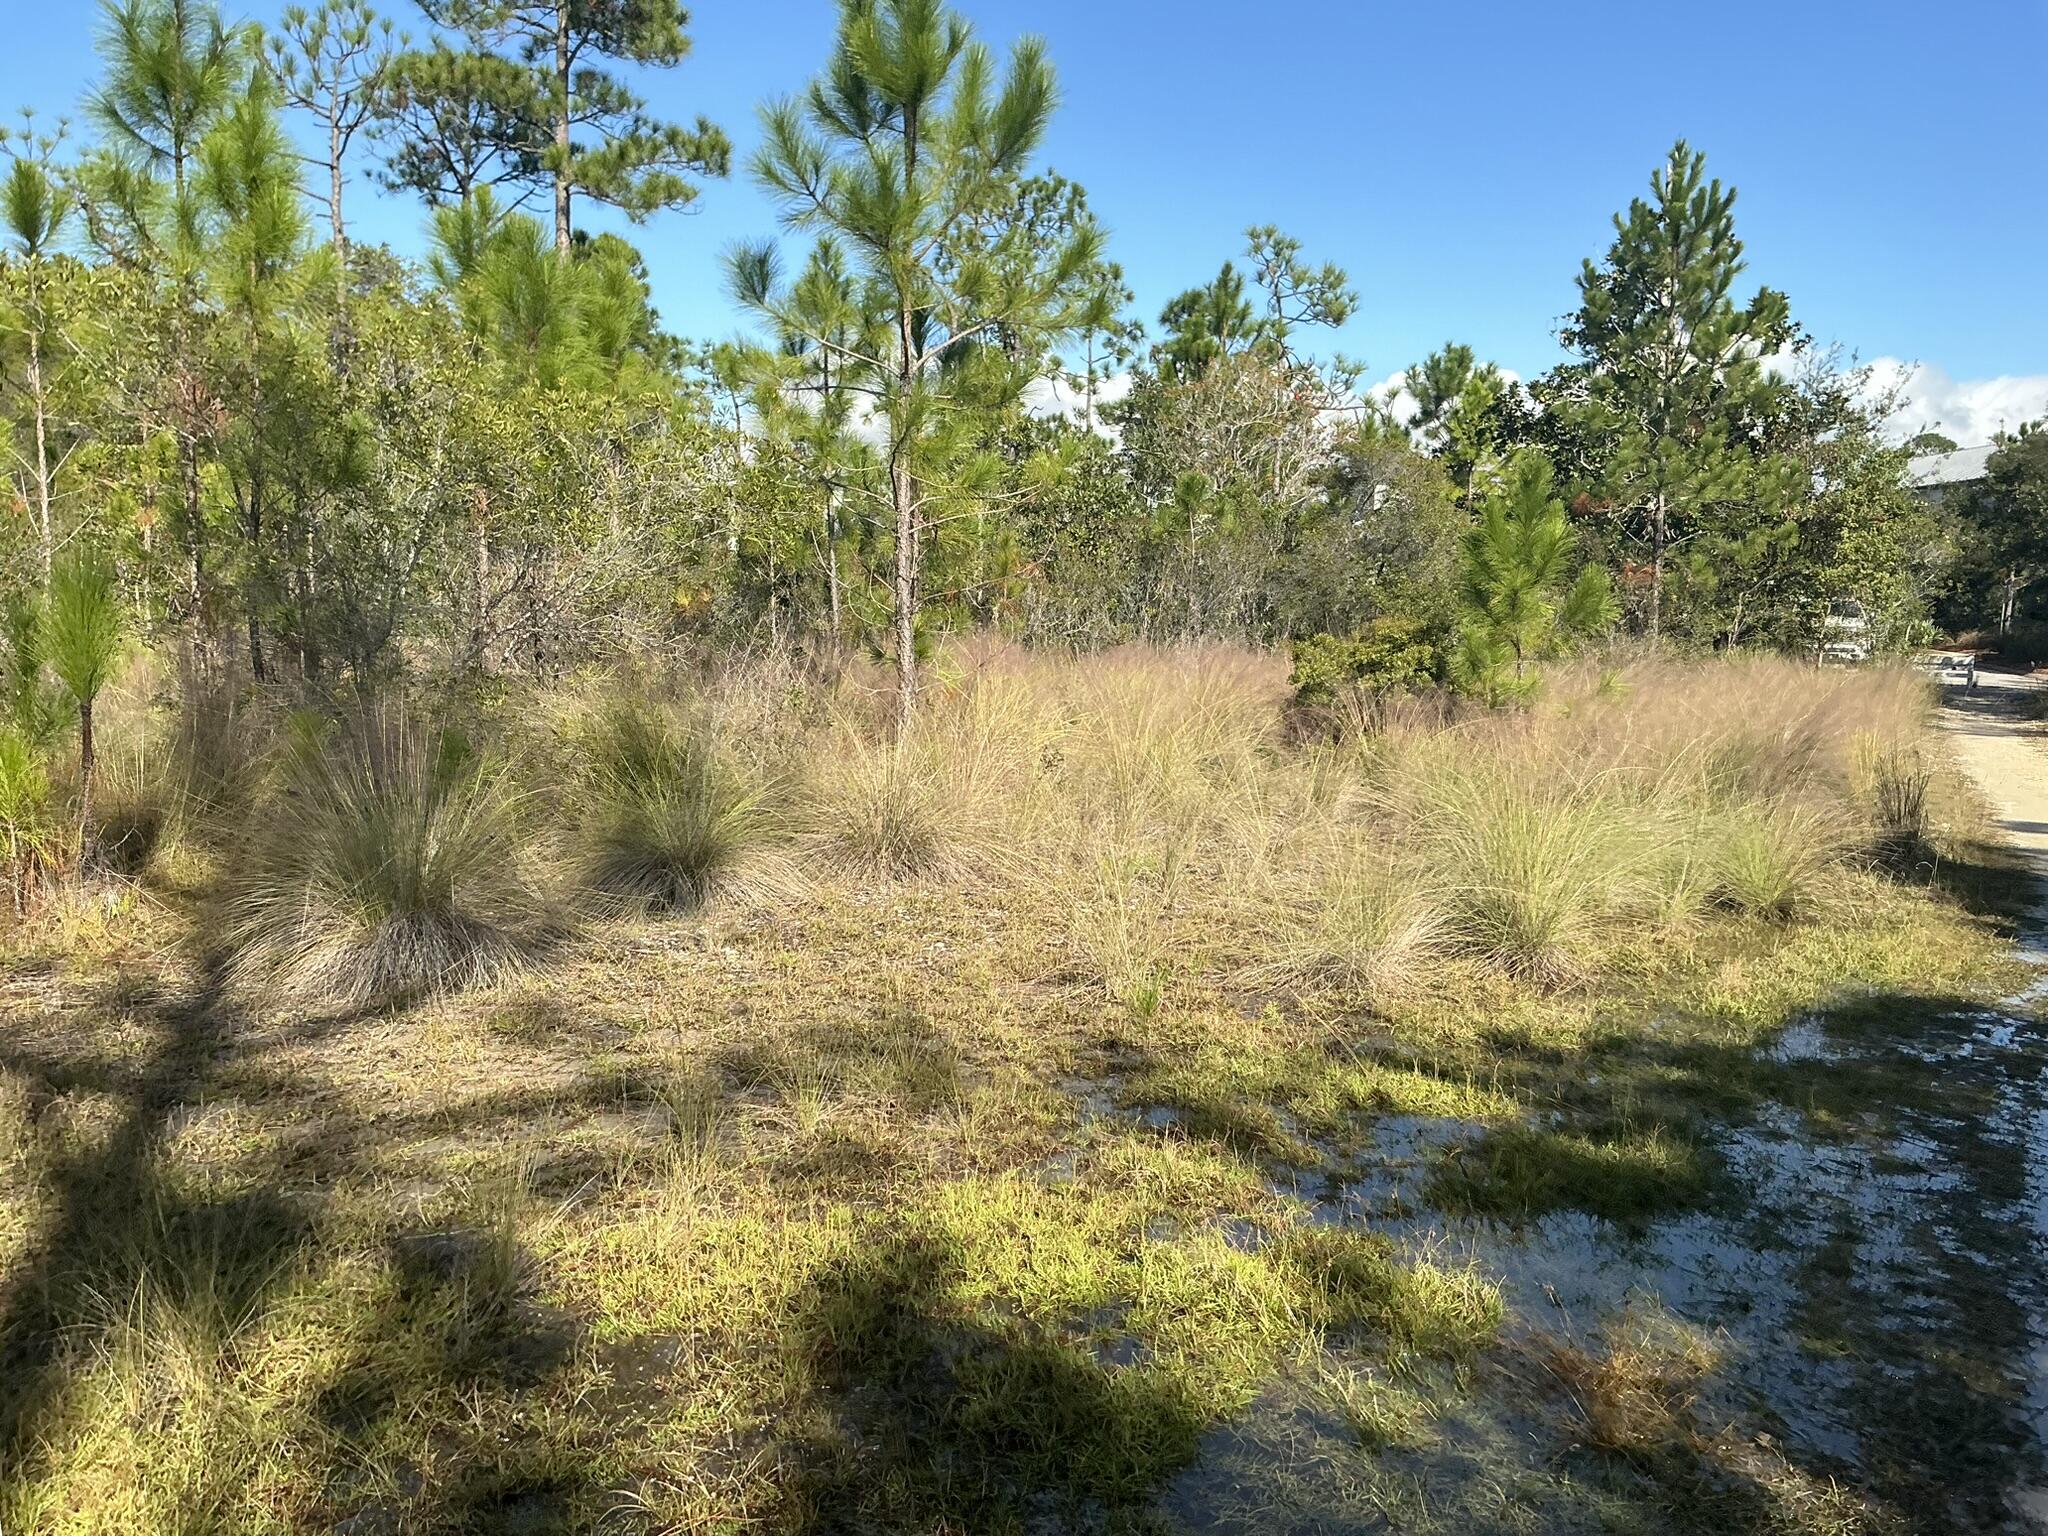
[396,2,729,254]
[730,0,1098,718]
[1555,140,1797,643]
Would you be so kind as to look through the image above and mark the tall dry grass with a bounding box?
[171,641,1939,1010]
[223,712,556,1009]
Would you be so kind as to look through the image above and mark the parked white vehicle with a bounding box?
[1820,600,1872,665]
[1914,650,1978,692]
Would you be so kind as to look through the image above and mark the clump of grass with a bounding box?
[1245,837,1442,1003]
[1543,1303,1722,1463]
[1067,851,1180,1015]
[1055,647,1280,844]
[800,682,1043,881]
[807,727,956,876]
[1403,747,1641,982]
[1427,1124,1711,1226]
[1710,802,1843,922]
[0,723,58,912]
[1276,1227,1503,1359]
[1861,737,1931,866]
[1318,1363,1436,1449]
[572,697,766,913]
[90,744,185,879]
[225,715,554,1008]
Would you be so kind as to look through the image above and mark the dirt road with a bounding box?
[1936,670,2048,1530]
[1941,671,2048,866]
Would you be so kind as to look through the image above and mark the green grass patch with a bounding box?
[1425,1123,1713,1226]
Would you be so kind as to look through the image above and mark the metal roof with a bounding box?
[1908,444,1995,487]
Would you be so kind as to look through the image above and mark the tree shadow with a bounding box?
[1058,965,2048,1532]
[0,949,657,1530]
[0,958,299,1471]
[776,1227,1214,1532]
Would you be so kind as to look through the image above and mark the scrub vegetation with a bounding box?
[3,0,2044,1529]
[0,643,2030,1534]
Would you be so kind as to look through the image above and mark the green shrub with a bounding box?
[574,698,765,912]
[1290,620,1441,737]
[226,717,552,1008]
[0,724,56,911]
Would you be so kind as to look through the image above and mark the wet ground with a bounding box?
[1134,678,2048,1534]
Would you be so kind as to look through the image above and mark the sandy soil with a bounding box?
[1940,671,2048,866]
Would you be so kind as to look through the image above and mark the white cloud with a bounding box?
[1365,368,1418,427]
[1863,360,2048,447]
[1023,370,1134,433]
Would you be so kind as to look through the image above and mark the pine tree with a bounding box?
[750,237,876,638]
[395,2,729,254]
[1244,224,1356,361]
[264,0,404,305]
[198,64,312,679]
[42,549,123,865]
[1406,341,1523,501]
[1451,451,1615,704]
[89,0,243,259]
[1558,140,1796,643]
[0,118,74,582]
[84,0,242,658]
[370,41,547,205]
[1157,261,1259,381]
[731,0,1099,718]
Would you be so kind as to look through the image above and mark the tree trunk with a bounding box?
[329,110,349,299]
[297,520,322,683]
[1647,493,1667,646]
[169,142,206,668]
[552,3,573,256]
[1083,331,1098,436]
[891,455,917,725]
[470,490,492,670]
[246,351,267,682]
[825,490,842,639]
[26,324,52,584]
[889,99,922,726]
[180,424,205,666]
[75,695,95,871]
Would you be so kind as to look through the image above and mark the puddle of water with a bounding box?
[1059,979,2048,1526]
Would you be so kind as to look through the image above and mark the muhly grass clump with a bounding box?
[0,723,57,912]
[225,716,554,1009]
[1243,834,1443,1002]
[799,677,1051,882]
[570,696,769,913]
[1394,741,1645,983]
[1707,800,1847,921]
[1859,734,1933,864]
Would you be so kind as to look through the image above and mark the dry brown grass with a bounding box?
[0,642,2007,1536]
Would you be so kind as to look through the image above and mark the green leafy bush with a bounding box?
[1290,619,1442,737]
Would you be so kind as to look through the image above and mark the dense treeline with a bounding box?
[0,0,2026,873]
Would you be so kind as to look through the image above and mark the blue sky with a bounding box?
[6,0,2045,438]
